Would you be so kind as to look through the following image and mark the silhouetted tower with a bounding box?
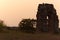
[36,3,59,33]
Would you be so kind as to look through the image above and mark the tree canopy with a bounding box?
[18,19,36,33]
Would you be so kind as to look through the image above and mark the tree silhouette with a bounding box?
[0,20,6,31]
[18,19,36,33]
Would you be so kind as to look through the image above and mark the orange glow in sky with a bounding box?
[0,0,60,27]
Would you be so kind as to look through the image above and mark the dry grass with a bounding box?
[0,31,60,40]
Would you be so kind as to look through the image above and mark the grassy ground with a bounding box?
[0,30,60,40]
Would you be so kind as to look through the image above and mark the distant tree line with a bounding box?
[0,18,59,34]
[0,19,36,33]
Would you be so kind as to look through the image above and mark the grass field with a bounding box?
[0,30,60,40]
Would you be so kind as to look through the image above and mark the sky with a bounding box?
[0,0,60,27]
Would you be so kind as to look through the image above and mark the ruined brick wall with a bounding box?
[36,3,59,33]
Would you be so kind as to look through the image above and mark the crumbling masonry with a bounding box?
[36,3,59,33]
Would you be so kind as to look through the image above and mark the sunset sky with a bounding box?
[0,0,60,27]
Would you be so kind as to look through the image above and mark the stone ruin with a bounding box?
[36,3,59,33]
